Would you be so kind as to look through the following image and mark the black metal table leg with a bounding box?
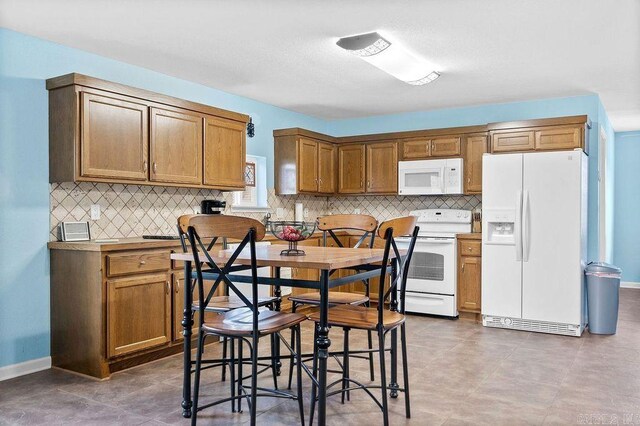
[389,260,399,399]
[182,260,193,418]
[317,269,331,426]
[274,266,282,375]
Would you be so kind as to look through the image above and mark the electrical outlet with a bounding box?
[276,208,284,218]
[354,208,361,214]
[303,208,309,218]
[193,207,200,214]
[90,204,101,220]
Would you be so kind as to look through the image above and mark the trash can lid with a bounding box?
[585,262,622,275]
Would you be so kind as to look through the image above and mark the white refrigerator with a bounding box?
[481,150,588,336]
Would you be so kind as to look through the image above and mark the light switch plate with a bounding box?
[354,208,361,214]
[90,204,101,220]
[303,208,309,218]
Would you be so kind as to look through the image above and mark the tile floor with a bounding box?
[2,288,640,425]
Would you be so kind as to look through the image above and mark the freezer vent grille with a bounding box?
[483,316,582,337]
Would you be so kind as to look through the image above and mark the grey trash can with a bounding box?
[585,262,622,335]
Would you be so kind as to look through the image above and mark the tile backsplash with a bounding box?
[49,182,481,241]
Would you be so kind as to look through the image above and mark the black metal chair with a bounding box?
[177,221,279,384]
[180,215,306,426]
[286,214,378,388]
[308,216,419,426]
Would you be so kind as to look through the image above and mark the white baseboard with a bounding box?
[621,281,640,289]
[0,357,51,382]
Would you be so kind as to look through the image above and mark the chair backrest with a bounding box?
[178,214,266,331]
[376,216,419,323]
[316,214,378,249]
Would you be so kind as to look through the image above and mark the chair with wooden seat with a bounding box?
[181,214,306,426]
[178,223,280,383]
[308,216,419,426]
[286,214,378,388]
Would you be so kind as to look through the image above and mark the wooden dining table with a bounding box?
[171,244,402,426]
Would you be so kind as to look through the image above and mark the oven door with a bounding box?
[398,160,445,195]
[396,236,456,295]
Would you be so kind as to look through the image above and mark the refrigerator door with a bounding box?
[522,151,584,325]
[482,153,523,318]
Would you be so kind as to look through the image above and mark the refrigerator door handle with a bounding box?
[523,190,531,262]
[514,189,523,261]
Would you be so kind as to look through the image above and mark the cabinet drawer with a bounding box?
[535,126,581,151]
[459,240,481,256]
[107,250,170,277]
[491,131,535,152]
[171,250,184,270]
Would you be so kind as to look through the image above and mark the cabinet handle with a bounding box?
[467,177,471,184]
[367,180,371,188]
[175,279,180,293]
[166,281,170,294]
[462,263,465,270]
[468,247,472,251]
[153,162,157,174]
[431,141,435,152]
[143,161,148,172]
[360,179,363,188]
[139,260,146,265]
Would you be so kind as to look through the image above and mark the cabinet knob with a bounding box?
[139,260,146,265]
[468,247,472,251]
[153,162,157,174]
[143,161,148,172]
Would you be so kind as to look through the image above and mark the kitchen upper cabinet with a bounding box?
[488,116,589,154]
[401,138,431,160]
[298,138,319,193]
[107,273,171,358]
[430,136,461,157]
[366,142,398,193]
[80,91,149,182]
[48,73,249,189]
[273,129,337,196]
[318,142,336,193]
[534,125,582,151]
[338,144,366,194]
[204,115,246,190]
[464,135,488,194]
[490,130,535,153]
[150,108,202,185]
[457,236,481,315]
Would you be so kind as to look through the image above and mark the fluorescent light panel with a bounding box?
[336,32,440,86]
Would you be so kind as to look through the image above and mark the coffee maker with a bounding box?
[200,200,226,214]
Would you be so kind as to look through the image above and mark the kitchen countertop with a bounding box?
[47,231,335,252]
[456,232,482,240]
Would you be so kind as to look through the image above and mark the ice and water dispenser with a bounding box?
[484,210,517,244]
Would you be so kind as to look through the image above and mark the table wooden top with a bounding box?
[171,244,397,270]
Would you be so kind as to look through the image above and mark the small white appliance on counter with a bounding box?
[396,209,471,317]
[398,158,463,195]
[482,150,587,336]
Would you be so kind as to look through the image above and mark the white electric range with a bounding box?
[396,209,472,317]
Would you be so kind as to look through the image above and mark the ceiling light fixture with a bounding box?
[336,31,440,86]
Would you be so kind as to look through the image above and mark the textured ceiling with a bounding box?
[1,0,639,130]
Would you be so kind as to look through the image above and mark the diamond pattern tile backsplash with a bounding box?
[49,182,481,241]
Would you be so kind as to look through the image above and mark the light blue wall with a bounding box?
[613,131,640,282]
[0,28,327,368]
[0,27,612,369]
[327,95,604,262]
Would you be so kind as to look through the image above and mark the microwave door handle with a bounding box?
[440,166,446,193]
[514,189,523,261]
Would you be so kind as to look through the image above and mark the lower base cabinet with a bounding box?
[457,235,482,315]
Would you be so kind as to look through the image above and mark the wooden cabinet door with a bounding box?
[491,131,535,153]
[203,116,246,189]
[401,139,430,160]
[535,125,582,151]
[172,271,219,342]
[458,256,481,313]
[430,136,461,157]
[464,135,488,194]
[317,142,336,194]
[80,92,148,181]
[366,142,398,193]
[288,239,320,297]
[338,144,366,194]
[107,273,171,357]
[150,108,202,185]
[298,138,318,193]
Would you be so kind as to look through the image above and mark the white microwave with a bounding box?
[398,158,463,195]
